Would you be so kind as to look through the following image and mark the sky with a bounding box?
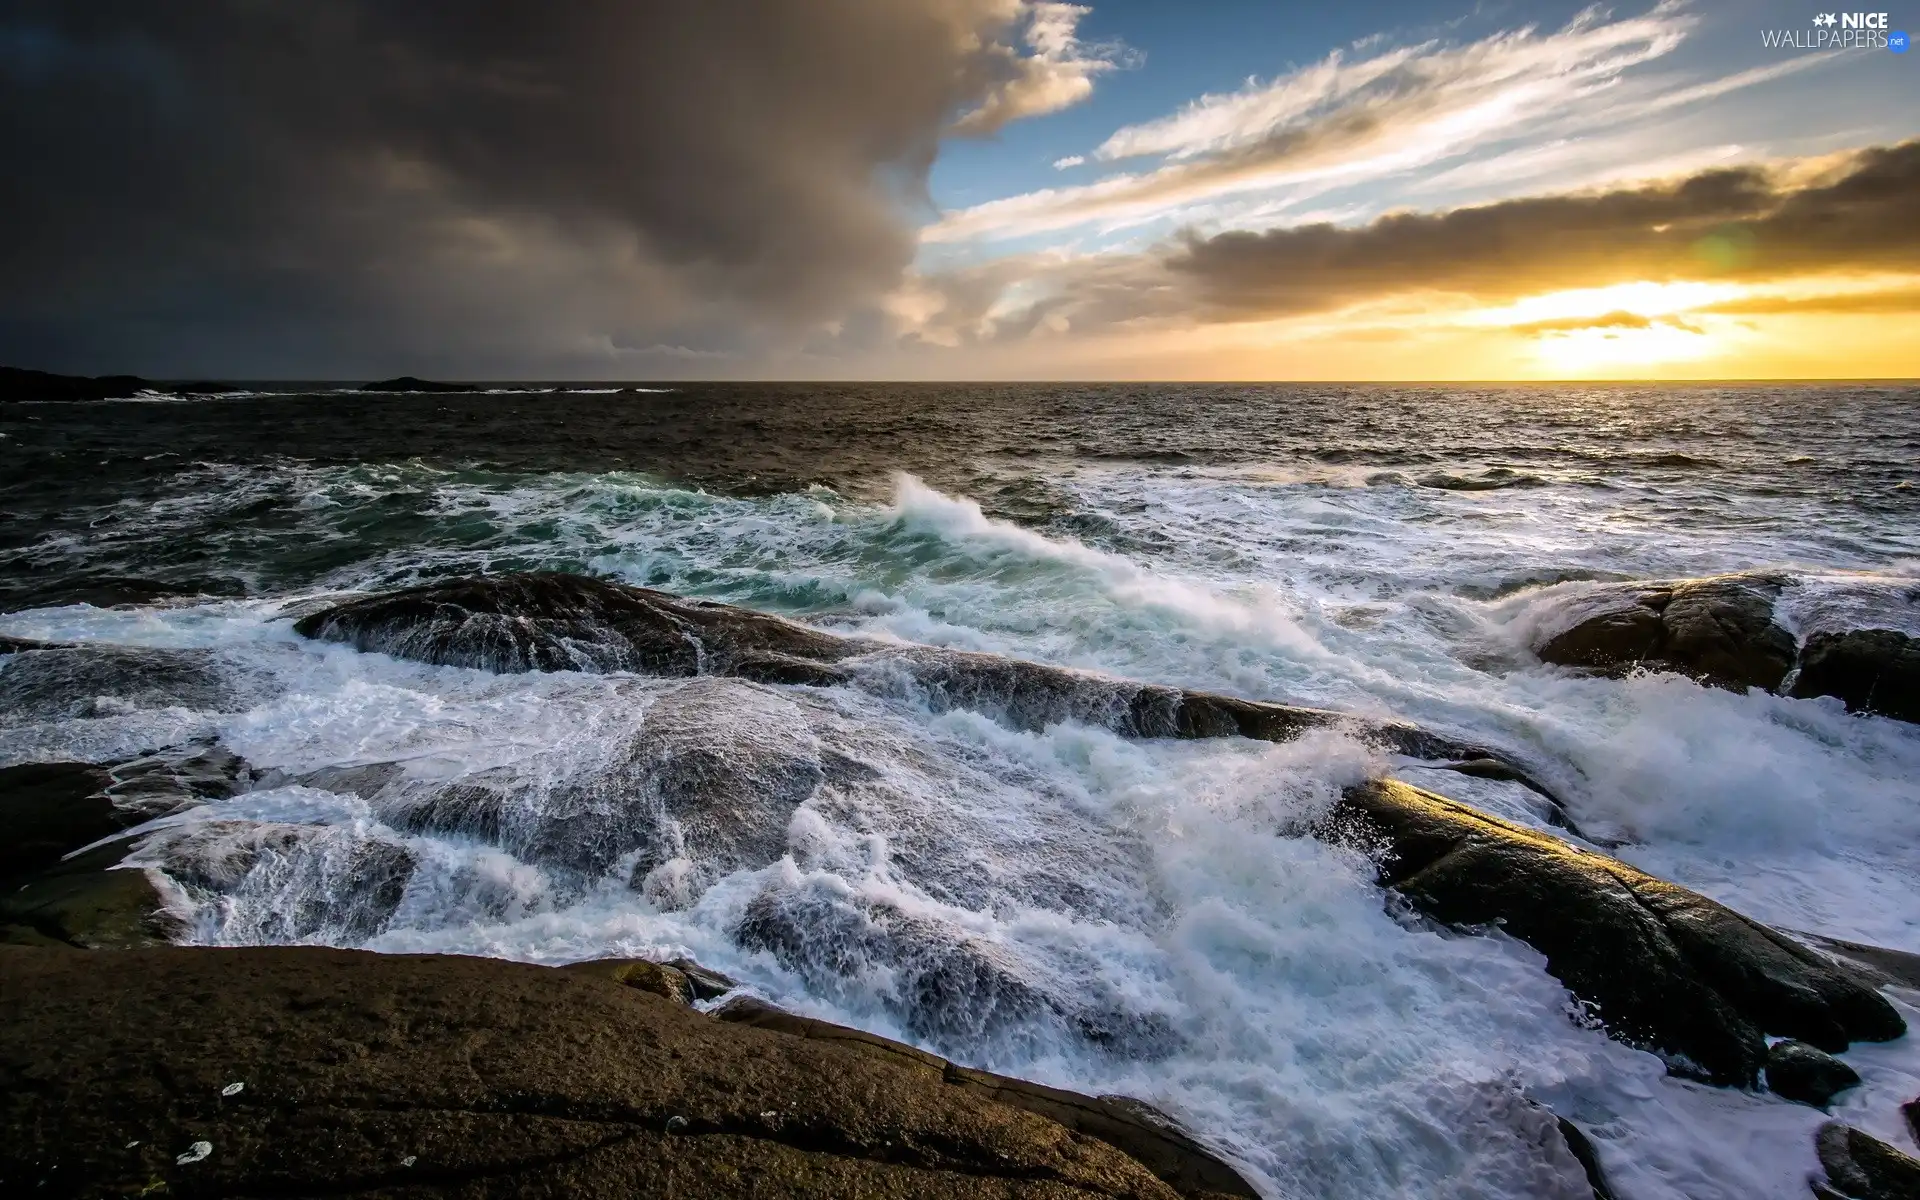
[1,0,1916,381]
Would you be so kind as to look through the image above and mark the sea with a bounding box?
[3,382,1919,1199]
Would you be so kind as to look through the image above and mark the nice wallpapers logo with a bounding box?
[1763,11,1908,50]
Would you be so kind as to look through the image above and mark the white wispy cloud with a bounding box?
[953,2,1139,134]
[925,3,1700,243]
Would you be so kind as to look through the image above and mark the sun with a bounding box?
[1528,321,1726,375]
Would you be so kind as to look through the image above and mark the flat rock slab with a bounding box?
[1333,780,1904,1086]
[0,945,1226,1199]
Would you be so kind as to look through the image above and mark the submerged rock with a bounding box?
[0,644,254,721]
[1533,573,1797,692]
[735,883,1175,1060]
[295,572,1545,776]
[1331,780,1904,1086]
[1766,1040,1861,1108]
[0,944,1235,1198]
[145,820,417,942]
[1814,1122,1920,1200]
[1792,628,1920,724]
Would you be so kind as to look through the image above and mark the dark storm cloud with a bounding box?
[0,0,1045,376]
[1170,140,1920,319]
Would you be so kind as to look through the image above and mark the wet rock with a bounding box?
[0,761,119,884]
[1766,1040,1861,1108]
[1534,573,1797,692]
[1332,780,1905,1086]
[0,944,1220,1198]
[294,571,854,675]
[667,956,739,1000]
[0,644,240,720]
[625,679,823,905]
[735,884,1175,1060]
[146,821,417,942]
[1791,932,1920,991]
[0,574,246,613]
[0,839,183,949]
[0,744,249,887]
[561,957,698,1005]
[713,995,1257,1198]
[1554,1116,1617,1200]
[1814,1122,1920,1200]
[0,633,68,654]
[294,573,1547,785]
[1792,628,1920,724]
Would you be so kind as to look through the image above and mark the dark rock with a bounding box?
[0,944,1224,1198]
[146,820,416,941]
[0,644,238,720]
[0,761,119,885]
[0,574,247,613]
[1555,1116,1617,1200]
[1814,1122,1920,1200]
[294,571,854,675]
[667,956,739,1000]
[735,883,1175,1060]
[0,838,184,949]
[0,366,153,403]
[1767,1040,1862,1108]
[1332,780,1905,1086]
[1792,629,1920,724]
[357,375,481,392]
[713,995,1258,1198]
[294,573,1548,785]
[1904,1097,1919,1143]
[1535,573,1797,692]
[0,744,249,887]
[1791,932,1920,991]
[0,634,68,654]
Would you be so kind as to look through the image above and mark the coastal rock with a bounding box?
[357,375,478,392]
[294,573,1547,775]
[1534,573,1796,692]
[380,678,824,899]
[1814,1122,1920,1200]
[293,571,854,676]
[0,644,247,721]
[1766,1040,1861,1108]
[0,761,118,884]
[145,820,417,942]
[0,365,152,403]
[0,839,183,949]
[713,995,1258,1199]
[0,744,250,887]
[0,573,246,613]
[1331,780,1905,1086]
[0,944,1239,1199]
[736,883,1176,1059]
[1791,628,1920,724]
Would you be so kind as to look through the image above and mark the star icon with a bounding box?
[1813,12,1837,26]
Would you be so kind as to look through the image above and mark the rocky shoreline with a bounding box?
[4,570,1920,1197]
